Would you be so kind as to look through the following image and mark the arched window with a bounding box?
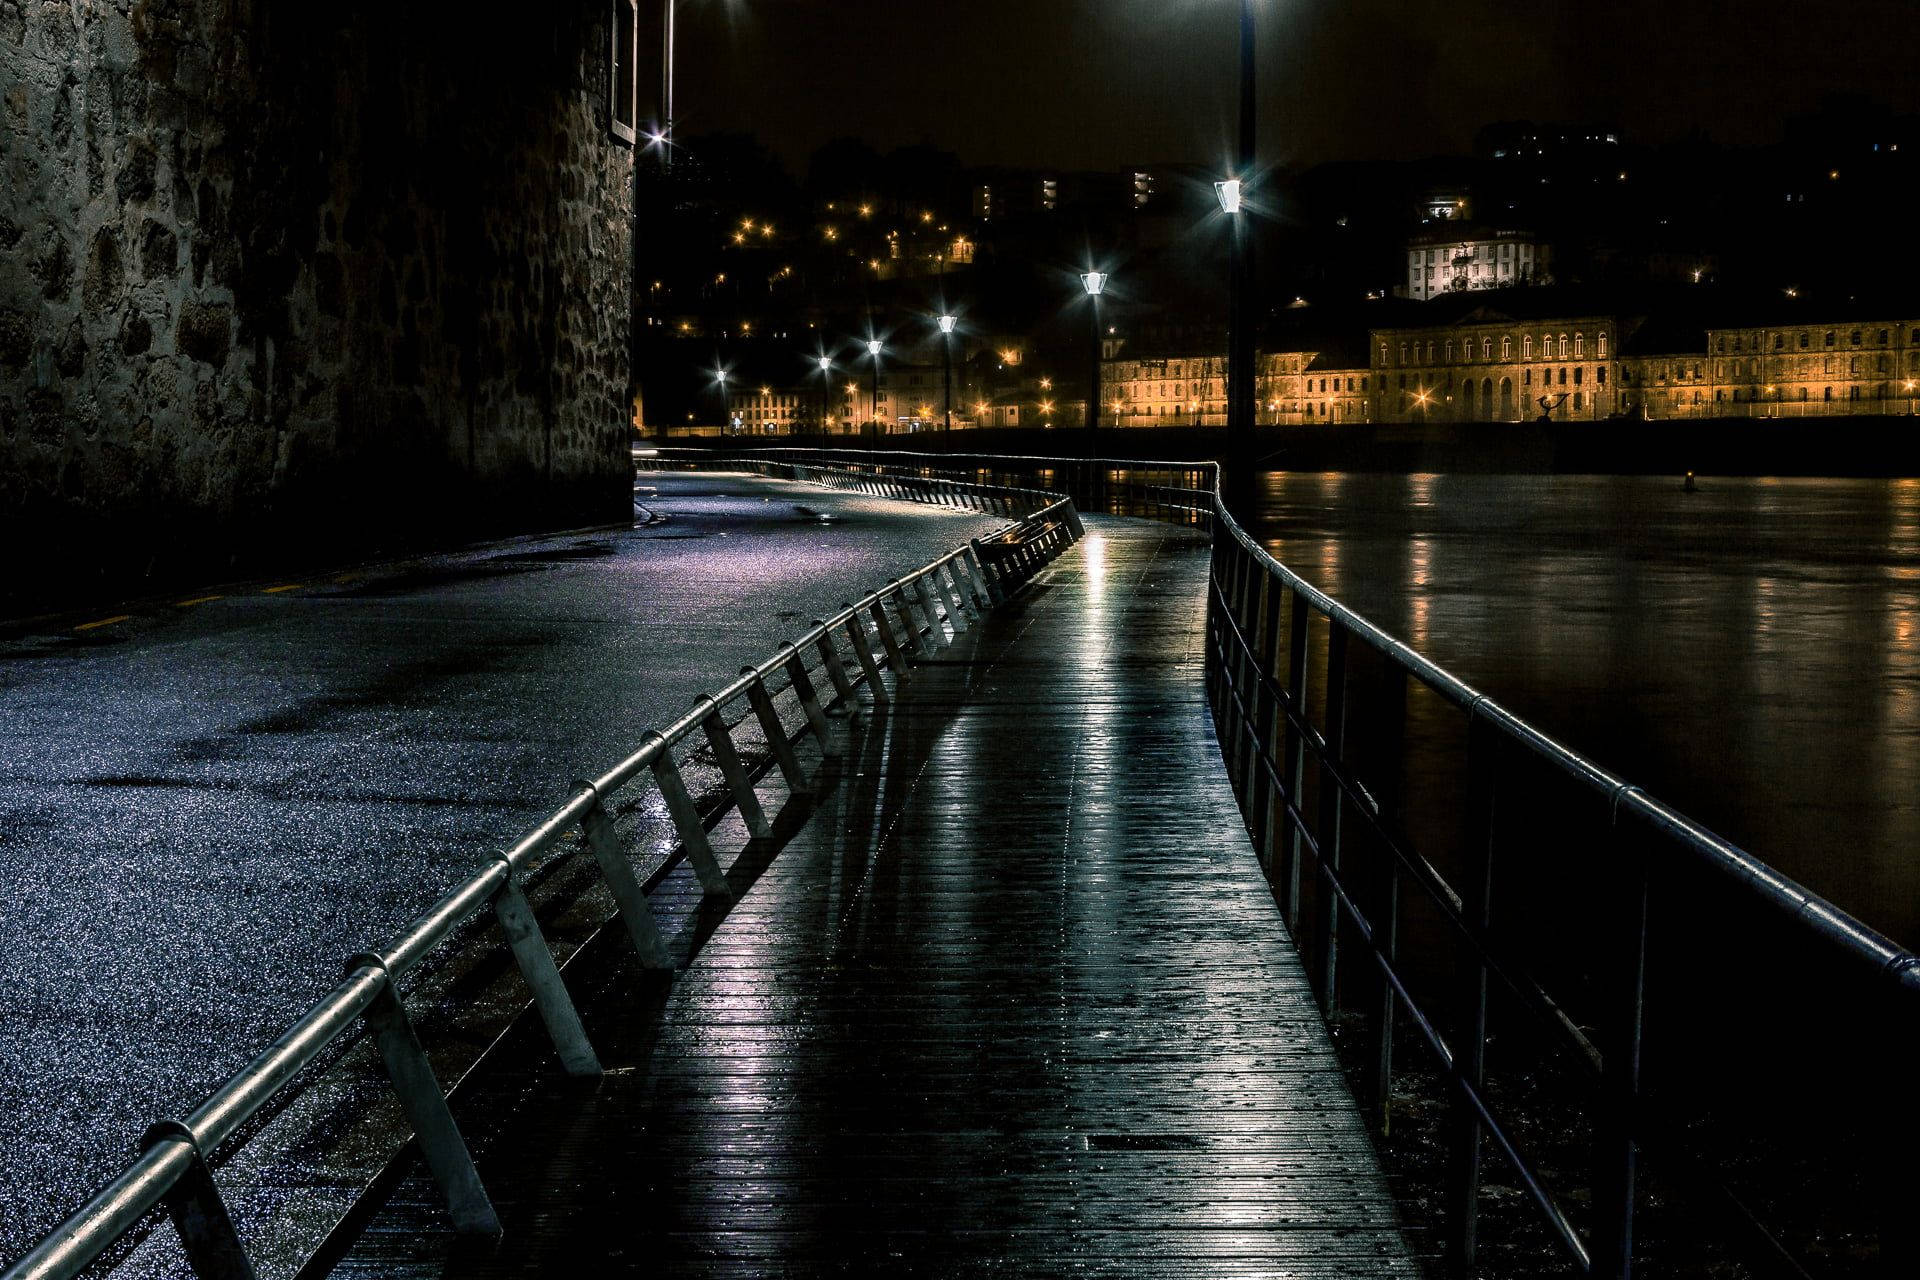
[1502,336,1512,359]
[1445,340,1454,362]
[1381,342,1390,365]
[1575,332,1585,358]
[1559,333,1570,359]
[1400,342,1409,362]
[1523,335,1533,359]
[1426,342,1436,362]
[1598,332,1609,359]
[1482,337,1493,359]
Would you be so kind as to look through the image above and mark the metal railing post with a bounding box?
[647,738,735,898]
[869,598,909,675]
[140,1124,257,1280]
[782,647,838,753]
[811,623,856,704]
[844,614,891,704]
[967,542,1004,607]
[491,866,601,1076]
[354,961,500,1236]
[1317,623,1350,1012]
[1256,573,1286,872]
[744,670,809,793]
[1373,665,1409,1135]
[581,795,671,969]
[1592,795,1650,1279]
[700,705,772,838]
[1450,708,1499,1274]
[913,573,952,648]
[1282,592,1311,930]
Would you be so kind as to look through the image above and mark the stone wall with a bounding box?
[0,2,635,608]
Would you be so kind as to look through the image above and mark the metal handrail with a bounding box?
[3,464,1082,1280]
[714,445,1919,1279]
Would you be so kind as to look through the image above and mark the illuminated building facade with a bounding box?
[1102,351,1373,426]
[1639,319,1920,418]
[1368,312,1623,422]
[1407,228,1553,301]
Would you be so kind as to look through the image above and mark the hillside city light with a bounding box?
[1080,271,1107,296]
[1215,178,1243,214]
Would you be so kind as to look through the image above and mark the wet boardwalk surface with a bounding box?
[0,473,1004,1258]
[336,515,1419,1278]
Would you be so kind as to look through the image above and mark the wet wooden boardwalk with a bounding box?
[334,516,1421,1278]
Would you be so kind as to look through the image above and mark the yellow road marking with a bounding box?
[174,595,223,607]
[74,615,132,632]
[262,584,304,594]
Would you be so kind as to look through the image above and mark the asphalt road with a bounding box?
[0,472,1007,1256]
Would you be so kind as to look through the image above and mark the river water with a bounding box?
[1244,470,1920,953]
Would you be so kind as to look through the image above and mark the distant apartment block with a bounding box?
[1407,228,1552,301]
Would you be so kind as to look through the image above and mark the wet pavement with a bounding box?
[334,517,1420,1278]
[0,472,1007,1258]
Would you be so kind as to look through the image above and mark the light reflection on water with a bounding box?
[1249,471,1920,950]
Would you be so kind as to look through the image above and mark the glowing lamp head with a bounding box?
[1214,178,1243,214]
[867,339,883,357]
[938,314,957,335]
[1080,271,1108,297]
[818,356,832,371]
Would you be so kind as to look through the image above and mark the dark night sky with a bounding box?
[675,0,1919,173]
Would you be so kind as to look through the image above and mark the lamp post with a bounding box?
[938,314,957,431]
[712,367,731,433]
[867,338,884,438]
[1081,271,1107,445]
[817,355,833,435]
[1222,0,1257,514]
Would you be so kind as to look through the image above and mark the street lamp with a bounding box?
[937,314,957,431]
[816,354,834,435]
[1081,271,1107,440]
[711,366,732,433]
[1223,0,1258,511]
[867,337,884,437]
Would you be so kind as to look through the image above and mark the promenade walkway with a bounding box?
[335,514,1421,1277]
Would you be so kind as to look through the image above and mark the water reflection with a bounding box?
[1249,471,1920,949]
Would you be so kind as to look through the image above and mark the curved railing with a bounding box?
[3,464,1080,1280]
[711,444,1920,1279]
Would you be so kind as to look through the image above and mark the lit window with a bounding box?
[609,0,638,145]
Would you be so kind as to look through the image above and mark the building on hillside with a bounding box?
[1406,228,1553,301]
[1368,310,1628,422]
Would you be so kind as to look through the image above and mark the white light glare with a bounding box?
[1215,178,1243,214]
[1081,271,1108,297]
[938,315,957,334]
